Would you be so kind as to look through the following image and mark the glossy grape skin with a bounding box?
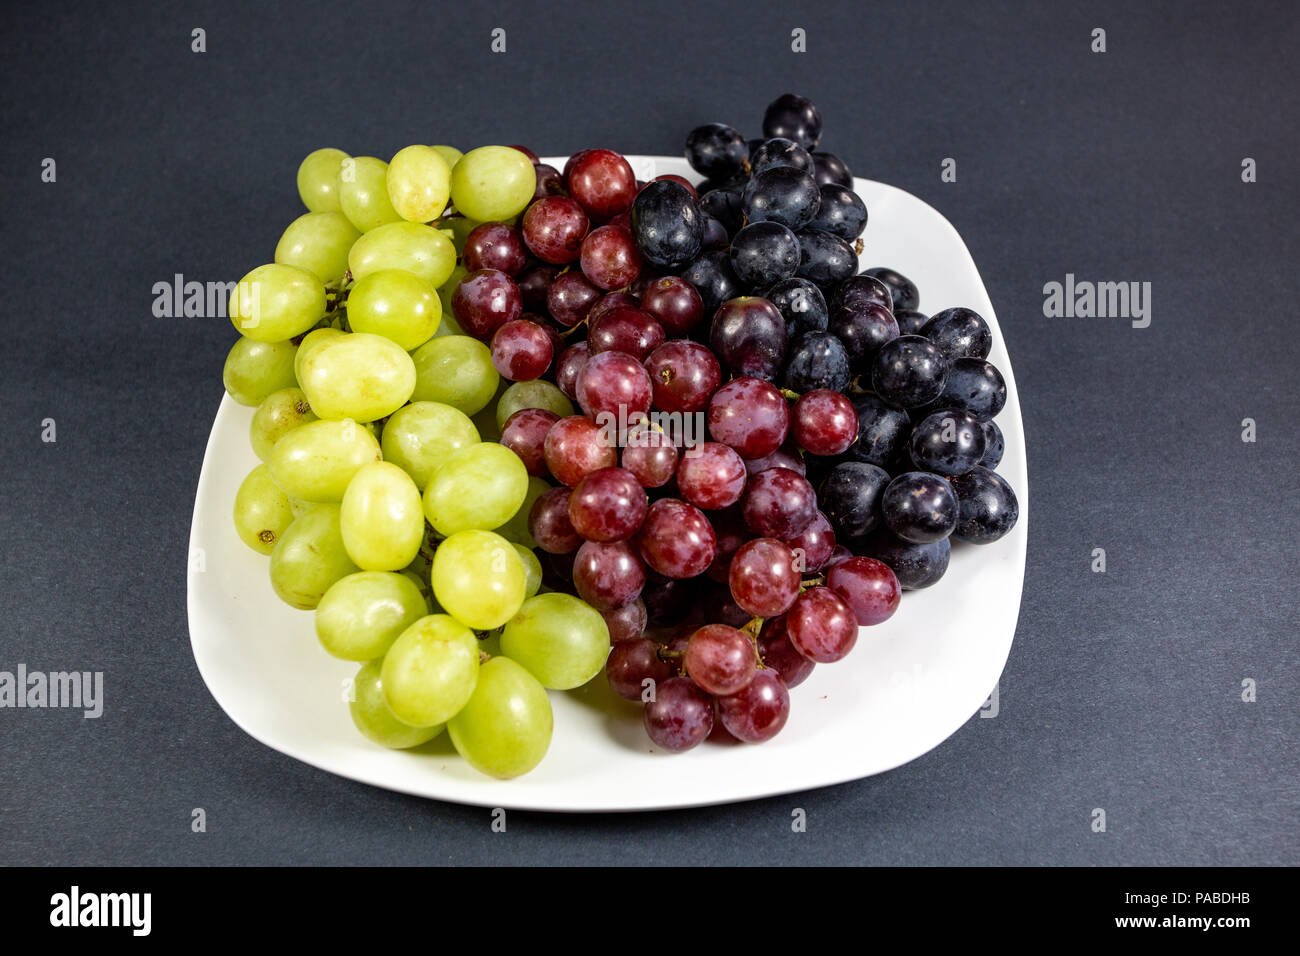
[790,390,857,457]
[744,443,806,477]
[604,597,648,645]
[730,221,800,288]
[922,307,992,361]
[569,466,648,542]
[233,464,294,555]
[640,276,705,336]
[297,147,349,212]
[432,530,527,630]
[223,337,298,407]
[718,669,790,743]
[807,184,868,240]
[580,225,644,290]
[567,148,638,220]
[250,387,316,462]
[811,151,853,189]
[501,592,610,690]
[573,540,647,610]
[546,270,603,326]
[631,180,705,269]
[298,332,416,422]
[543,415,618,486]
[337,156,403,232]
[871,335,950,408]
[268,419,382,503]
[529,486,582,553]
[932,357,1007,422]
[450,146,536,222]
[818,462,890,541]
[348,221,458,289]
[909,409,986,475]
[644,341,721,415]
[980,419,1005,469]
[757,617,815,688]
[347,269,440,351]
[532,162,565,200]
[765,277,828,340]
[855,527,951,590]
[447,656,552,779]
[763,93,822,149]
[843,394,912,468]
[785,586,858,663]
[379,402,478,492]
[606,637,673,700]
[781,331,851,394]
[684,123,749,179]
[729,538,801,618]
[622,423,679,488]
[423,443,529,536]
[681,251,743,319]
[386,144,453,222]
[832,274,894,315]
[829,301,899,372]
[269,504,359,610]
[786,510,835,572]
[575,349,653,419]
[380,613,479,729]
[589,307,664,361]
[895,309,931,336]
[643,676,714,752]
[699,187,745,235]
[522,196,590,264]
[677,442,747,510]
[637,498,717,579]
[882,472,959,544]
[707,377,790,460]
[340,462,424,571]
[348,659,444,749]
[555,342,591,400]
[949,467,1019,544]
[710,297,788,380]
[750,137,813,175]
[742,167,821,231]
[464,222,528,276]
[452,269,523,341]
[316,570,428,661]
[495,378,575,429]
[500,408,559,477]
[274,211,360,285]
[862,267,920,312]
[228,263,327,343]
[794,229,858,287]
[742,467,817,539]
[490,319,553,382]
[683,624,756,696]
[827,556,901,626]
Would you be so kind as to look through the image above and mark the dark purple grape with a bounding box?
[980,419,1005,469]
[818,462,890,540]
[682,251,743,319]
[811,151,853,189]
[716,669,790,743]
[750,137,813,175]
[794,228,857,287]
[742,467,817,539]
[532,163,565,201]
[831,274,892,315]
[606,637,672,699]
[742,167,821,231]
[765,277,828,340]
[871,335,950,408]
[641,572,699,627]
[762,93,822,150]
[684,123,749,180]
[631,181,704,269]
[843,393,912,467]
[894,309,930,336]
[757,616,815,688]
[854,528,950,590]
[828,301,898,371]
[730,221,800,288]
[909,409,986,476]
[862,267,919,312]
[640,276,705,336]
[807,184,867,240]
[931,357,1006,422]
[949,467,1019,544]
[781,331,850,393]
[922,307,992,361]
[882,472,958,544]
[710,297,788,380]
[643,676,714,751]
[573,539,647,610]
[699,187,745,235]
[516,263,559,313]
[700,216,730,251]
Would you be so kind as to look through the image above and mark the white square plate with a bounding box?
[187,155,1028,812]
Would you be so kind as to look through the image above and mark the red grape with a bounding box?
[742,466,817,539]
[606,637,673,700]
[644,340,721,413]
[603,597,647,644]
[827,556,901,626]
[463,222,527,276]
[677,441,746,510]
[547,270,602,326]
[728,537,801,618]
[580,225,644,290]
[785,586,858,662]
[716,669,790,743]
[528,486,581,554]
[706,506,751,583]
[786,510,836,571]
[640,276,705,336]
[588,291,640,326]
[637,498,717,579]
[757,617,816,688]
[710,297,788,380]
[792,389,858,456]
[743,443,807,477]
[573,539,647,610]
[555,341,591,399]
[707,377,790,459]
[683,624,757,696]
[575,349,653,419]
[621,421,679,488]
[490,318,554,381]
[569,466,648,542]
[522,196,590,264]
[589,307,665,361]
[643,676,714,752]
[566,148,638,221]
[500,407,559,476]
[532,163,565,201]
[451,269,523,341]
[544,415,618,486]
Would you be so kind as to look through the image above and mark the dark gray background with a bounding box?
[1,0,1296,865]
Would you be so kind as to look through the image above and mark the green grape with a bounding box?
[349,659,444,749]
[297,147,349,213]
[380,614,479,727]
[340,462,424,570]
[494,476,549,549]
[500,592,610,690]
[410,335,499,416]
[298,332,416,422]
[431,530,526,630]
[423,443,528,536]
[496,379,575,431]
[223,336,298,407]
[431,145,463,169]
[450,146,536,222]
[269,504,359,609]
[250,387,317,461]
[289,496,314,518]
[268,418,382,502]
[274,211,360,285]
[512,544,542,598]
[448,656,552,778]
[338,156,403,233]
[228,263,327,342]
[346,269,440,351]
[436,262,468,323]
[347,221,457,288]
[380,401,479,490]
[294,327,346,386]
[387,145,453,223]
[317,570,428,660]
[233,463,295,555]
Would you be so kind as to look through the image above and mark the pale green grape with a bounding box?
[347,221,457,288]
[450,146,536,222]
[380,614,479,727]
[250,387,317,461]
[297,147,349,213]
[233,463,295,555]
[338,156,403,233]
[269,504,359,609]
[268,418,382,502]
[431,530,526,630]
[380,401,479,490]
[349,659,444,749]
[294,327,346,386]
[496,379,575,430]
[512,544,542,598]
[317,570,428,660]
[409,335,498,416]
[346,269,440,351]
[436,263,468,323]
[431,145,463,169]
[228,263,327,342]
[223,336,298,406]
[340,462,424,570]
[500,592,610,690]
[447,656,552,778]
[298,332,416,422]
[289,496,314,518]
[423,443,528,536]
[387,145,453,223]
[274,211,360,285]
[494,476,549,549]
